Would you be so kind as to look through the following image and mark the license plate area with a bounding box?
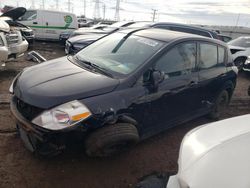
[17,124,35,152]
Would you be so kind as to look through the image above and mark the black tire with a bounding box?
[208,90,229,119]
[234,57,247,71]
[85,123,139,157]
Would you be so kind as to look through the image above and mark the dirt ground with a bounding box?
[0,42,250,188]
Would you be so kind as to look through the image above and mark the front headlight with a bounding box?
[245,57,250,64]
[32,100,92,130]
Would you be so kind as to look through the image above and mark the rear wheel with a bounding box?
[85,123,139,157]
[208,90,229,119]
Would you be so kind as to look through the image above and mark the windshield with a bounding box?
[76,32,164,75]
[19,10,37,21]
[228,37,250,48]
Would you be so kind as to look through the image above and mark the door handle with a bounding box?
[188,81,197,87]
[33,22,38,24]
[219,73,227,77]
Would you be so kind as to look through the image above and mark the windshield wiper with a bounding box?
[75,56,113,78]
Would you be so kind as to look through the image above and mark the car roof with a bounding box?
[119,28,223,45]
[153,22,216,32]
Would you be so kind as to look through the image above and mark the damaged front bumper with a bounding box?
[8,40,28,59]
[10,97,88,156]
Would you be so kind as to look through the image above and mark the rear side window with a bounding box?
[218,46,225,64]
[199,43,217,69]
[199,43,226,69]
[155,42,196,77]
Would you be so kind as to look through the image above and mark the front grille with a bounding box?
[15,97,44,121]
[22,30,34,36]
[6,33,19,46]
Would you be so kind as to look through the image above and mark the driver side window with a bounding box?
[155,42,196,77]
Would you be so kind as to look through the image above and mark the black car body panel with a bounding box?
[1,7,26,20]
[11,28,238,155]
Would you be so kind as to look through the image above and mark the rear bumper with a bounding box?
[10,97,88,155]
[243,63,250,72]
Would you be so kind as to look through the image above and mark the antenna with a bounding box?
[93,0,100,19]
[114,0,120,21]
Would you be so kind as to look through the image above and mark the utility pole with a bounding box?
[68,0,71,12]
[93,0,100,19]
[103,4,106,20]
[42,0,45,9]
[55,0,59,10]
[152,9,157,22]
[83,0,86,16]
[114,0,120,21]
[31,0,35,9]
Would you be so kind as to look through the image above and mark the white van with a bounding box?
[18,9,78,40]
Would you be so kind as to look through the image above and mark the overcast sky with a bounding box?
[1,0,250,26]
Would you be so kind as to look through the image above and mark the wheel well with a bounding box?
[224,80,235,99]
[234,56,247,63]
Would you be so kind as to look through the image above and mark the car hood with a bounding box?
[68,34,106,44]
[228,45,246,51]
[14,57,119,109]
[0,20,10,32]
[171,114,250,188]
[1,7,26,21]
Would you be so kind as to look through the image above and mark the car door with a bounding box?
[142,42,200,135]
[197,42,228,109]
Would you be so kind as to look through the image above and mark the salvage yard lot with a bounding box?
[0,41,250,188]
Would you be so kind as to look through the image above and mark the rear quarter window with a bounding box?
[199,43,217,69]
[199,43,226,69]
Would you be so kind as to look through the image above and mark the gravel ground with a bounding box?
[0,42,250,188]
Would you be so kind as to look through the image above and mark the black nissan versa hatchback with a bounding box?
[10,28,238,157]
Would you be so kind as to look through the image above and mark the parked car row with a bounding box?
[65,21,222,55]
[10,28,238,157]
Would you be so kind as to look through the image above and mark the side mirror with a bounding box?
[143,70,165,89]
[152,71,165,87]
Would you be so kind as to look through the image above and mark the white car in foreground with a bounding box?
[137,114,250,188]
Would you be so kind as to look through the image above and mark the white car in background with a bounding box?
[0,19,28,65]
[137,114,250,188]
[228,36,250,70]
